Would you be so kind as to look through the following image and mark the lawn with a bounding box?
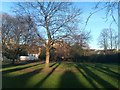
[1,61,120,88]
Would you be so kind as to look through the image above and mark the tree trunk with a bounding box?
[45,16,51,68]
[45,46,50,68]
[12,59,15,64]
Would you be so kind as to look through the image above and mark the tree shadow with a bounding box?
[3,67,43,88]
[33,62,61,88]
[49,62,57,67]
[86,64,120,80]
[2,61,40,68]
[2,63,40,74]
[75,65,97,88]
[2,64,14,68]
[78,64,116,88]
[95,64,120,77]
[59,70,85,88]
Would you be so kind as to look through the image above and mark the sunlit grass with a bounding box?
[2,61,120,88]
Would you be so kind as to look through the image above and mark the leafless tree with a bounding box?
[88,2,119,51]
[72,31,91,48]
[107,28,118,50]
[13,2,82,68]
[2,13,38,45]
[113,31,118,50]
[84,2,118,30]
[98,28,118,54]
[2,14,17,63]
[108,28,114,49]
[2,13,15,45]
[15,15,39,45]
[75,2,119,52]
[1,13,38,64]
[98,29,109,54]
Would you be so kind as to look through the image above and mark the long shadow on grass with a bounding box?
[2,61,40,68]
[86,64,120,80]
[33,62,61,88]
[59,70,85,88]
[3,67,43,88]
[78,64,116,88]
[2,63,41,74]
[95,64,120,77]
[75,65,97,88]
[97,63,119,68]
[49,62,57,67]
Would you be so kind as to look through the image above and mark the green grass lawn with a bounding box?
[1,61,120,88]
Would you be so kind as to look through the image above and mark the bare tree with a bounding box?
[87,2,119,51]
[107,28,118,50]
[98,28,118,54]
[80,2,119,52]
[108,28,114,49]
[72,31,91,48]
[1,13,38,64]
[15,15,39,45]
[84,2,118,30]
[13,2,82,68]
[113,31,118,50]
[98,29,109,54]
[2,13,15,45]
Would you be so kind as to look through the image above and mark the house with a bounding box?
[19,44,42,61]
[96,49,117,55]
